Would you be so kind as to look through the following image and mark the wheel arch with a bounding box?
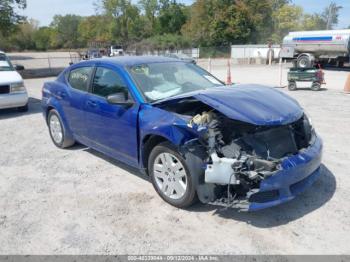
[297,53,315,63]
[141,134,171,174]
[45,101,74,141]
[45,105,55,123]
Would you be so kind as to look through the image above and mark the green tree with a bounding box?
[100,0,142,44]
[78,15,112,43]
[183,0,275,46]
[50,14,83,48]
[33,27,55,50]
[271,4,303,43]
[9,19,38,50]
[302,14,327,31]
[138,0,159,35]
[158,0,187,34]
[322,2,342,30]
[181,0,214,45]
[0,0,27,37]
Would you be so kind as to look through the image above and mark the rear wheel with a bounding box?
[337,61,344,68]
[311,82,321,91]
[288,81,297,91]
[48,110,75,148]
[148,142,198,208]
[297,55,312,68]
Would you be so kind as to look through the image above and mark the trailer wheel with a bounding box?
[337,61,344,68]
[297,55,312,68]
[288,81,297,91]
[311,82,321,91]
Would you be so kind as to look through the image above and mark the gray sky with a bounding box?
[21,0,350,29]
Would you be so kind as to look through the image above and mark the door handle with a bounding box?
[57,91,67,99]
[87,100,97,108]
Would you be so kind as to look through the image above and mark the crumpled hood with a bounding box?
[158,84,303,126]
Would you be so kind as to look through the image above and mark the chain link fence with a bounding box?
[8,52,81,78]
[8,45,283,78]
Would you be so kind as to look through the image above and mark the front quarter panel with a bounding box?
[138,104,196,168]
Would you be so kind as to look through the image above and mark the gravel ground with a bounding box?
[0,64,350,255]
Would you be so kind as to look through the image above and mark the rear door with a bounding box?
[84,65,139,166]
[63,66,93,139]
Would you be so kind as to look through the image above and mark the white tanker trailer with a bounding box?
[280,29,350,68]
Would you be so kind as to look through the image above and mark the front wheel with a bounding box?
[148,142,198,208]
[48,109,75,148]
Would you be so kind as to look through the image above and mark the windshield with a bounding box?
[129,62,223,102]
[0,54,14,72]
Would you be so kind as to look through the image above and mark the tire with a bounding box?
[337,61,344,68]
[311,82,321,91]
[148,142,198,208]
[17,103,28,112]
[47,109,75,148]
[297,55,312,68]
[288,81,297,91]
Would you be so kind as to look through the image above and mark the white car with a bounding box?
[110,45,124,56]
[0,51,28,111]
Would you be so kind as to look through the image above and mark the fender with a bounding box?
[139,104,195,146]
[138,104,197,170]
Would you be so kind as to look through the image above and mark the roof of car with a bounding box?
[93,55,182,67]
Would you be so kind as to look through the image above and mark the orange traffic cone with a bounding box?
[226,59,232,85]
[344,74,350,94]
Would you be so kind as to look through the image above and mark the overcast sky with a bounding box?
[21,0,350,29]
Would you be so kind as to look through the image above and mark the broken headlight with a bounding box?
[303,112,315,144]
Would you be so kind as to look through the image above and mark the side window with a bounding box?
[92,67,133,101]
[68,67,93,92]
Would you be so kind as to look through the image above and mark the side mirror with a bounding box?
[15,64,25,71]
[107,92,133,106]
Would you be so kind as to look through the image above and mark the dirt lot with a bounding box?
[0,64,350,255]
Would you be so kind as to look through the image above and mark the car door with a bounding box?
[63,66,93,139]
[84,65,139,167]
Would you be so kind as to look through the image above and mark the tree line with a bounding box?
[0,0,345,51]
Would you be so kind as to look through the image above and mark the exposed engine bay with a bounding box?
[160,98,315,209]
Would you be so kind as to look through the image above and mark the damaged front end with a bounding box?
[184,109,322,211]
[154,86,323,211]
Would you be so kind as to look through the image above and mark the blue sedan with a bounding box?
[42,56,323,211]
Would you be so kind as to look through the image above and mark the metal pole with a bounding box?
[48,56,52,74]
[269,48,272,66]
[208,57,212,73]
[279,57,283,87]
[248,49,251,65]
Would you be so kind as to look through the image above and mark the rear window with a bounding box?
[68,67,93,92]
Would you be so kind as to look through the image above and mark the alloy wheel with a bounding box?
[49,114,63,145]
[153,152,188,200]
